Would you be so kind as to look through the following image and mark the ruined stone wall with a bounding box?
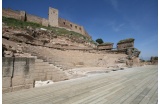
[117,42,134,50]
[2,57,35,93]
[26,14,43,24]
[2,9,21,20]
[97,45,113,50]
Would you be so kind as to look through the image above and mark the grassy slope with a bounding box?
[2,16,96,44]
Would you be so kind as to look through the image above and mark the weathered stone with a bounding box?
[2,87,12,93]
[2,57,14,77]
[25,84,34,89]
[4,51,13,57]
[2,77,11,88]
[25,79,34,84]
[12,76,25,86]
[12,85,25,92]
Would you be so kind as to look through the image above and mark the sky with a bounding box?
[2,0,158,60]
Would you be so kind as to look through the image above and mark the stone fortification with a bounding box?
[2,7,91,39]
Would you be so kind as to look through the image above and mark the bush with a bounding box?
[96,38,104,44]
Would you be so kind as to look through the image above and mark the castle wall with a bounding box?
[2,57,35,93]
[2,7,92,39]
[42,18,49,27]
[26,14,43,24]
[2,9,21,20]
[58,18,91,38]
[117,42,134,50]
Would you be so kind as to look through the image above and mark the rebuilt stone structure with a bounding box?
[2,57,35,93]
[97,43,114,50]
[117,38,134,50]
[2,7,91,39]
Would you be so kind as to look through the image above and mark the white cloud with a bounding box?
[107,21,125,32]
[109,0,118,10]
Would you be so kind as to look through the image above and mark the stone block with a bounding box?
[14,58,29,76]
[2,87,12,93]
[40,76,46,81]
[14,57,35,76]
[46,75,52,80]
[39,73,45,76]
[25,84,34,89]
[2,77,11,88]
[25,79,34,84]
[2,57,13,77]
[12,85,25,92]
[12,76,25,86]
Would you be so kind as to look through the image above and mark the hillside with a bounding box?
[2,17,141,79]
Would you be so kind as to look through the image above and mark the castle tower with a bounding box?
[48,7,58,27]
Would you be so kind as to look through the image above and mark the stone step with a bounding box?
[35,62,49,66]
[35,59,43,62]
[35,66,54,70]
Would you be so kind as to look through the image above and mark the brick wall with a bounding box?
[2,57,35,93]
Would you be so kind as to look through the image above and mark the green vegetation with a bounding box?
[2,16,42,28]
[2,16,95,44]
[118,38,135,44]
[96,38,104,44]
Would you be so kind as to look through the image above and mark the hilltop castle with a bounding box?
[2,7,91,39]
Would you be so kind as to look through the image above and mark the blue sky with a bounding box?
[2,0,158,60]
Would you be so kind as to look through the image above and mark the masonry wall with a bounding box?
[2,57,35,93]
[97,45,113,50]
[58,18,91,38]
[26,14,43,24]
[117,42,134,50]
[2,9,21,20]
[42,18,49,27]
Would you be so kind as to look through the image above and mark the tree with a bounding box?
[96,38,104,44]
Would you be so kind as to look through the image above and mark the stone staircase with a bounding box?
[34,58,68,82]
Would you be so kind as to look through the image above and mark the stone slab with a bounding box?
[2,77,11,88]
